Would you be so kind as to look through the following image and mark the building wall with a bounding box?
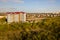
[7,12,26,23]
[14,14,19,22]
[20,13,26,22]
[7,14,14,23]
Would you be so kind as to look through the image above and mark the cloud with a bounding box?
[0,0,24,3]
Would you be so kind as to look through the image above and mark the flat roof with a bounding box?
[7,12,25,14]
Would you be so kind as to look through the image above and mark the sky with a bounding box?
[0,0,60,13]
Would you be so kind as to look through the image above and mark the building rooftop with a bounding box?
[7,12,25,14]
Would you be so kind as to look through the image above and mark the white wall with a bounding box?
[7,14,14,23]
[14,14,19,22]
[20,13,26,22]
[7,12,26,23]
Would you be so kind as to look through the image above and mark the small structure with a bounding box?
[7,12,26,23]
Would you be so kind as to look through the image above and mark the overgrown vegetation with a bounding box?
[0,17,60,40]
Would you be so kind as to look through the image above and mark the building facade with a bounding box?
[7,12,26,23]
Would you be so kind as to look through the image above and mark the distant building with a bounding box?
[26,13,60,22]
[0,16,5,18]
[7,12,26,23]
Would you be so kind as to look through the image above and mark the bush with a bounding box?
[0,17,60,40]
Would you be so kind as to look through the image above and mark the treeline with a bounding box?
[0,17,60,40]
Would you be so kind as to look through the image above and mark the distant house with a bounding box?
[7,12,26,23]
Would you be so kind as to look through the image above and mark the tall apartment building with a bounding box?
[7,12,26,23]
